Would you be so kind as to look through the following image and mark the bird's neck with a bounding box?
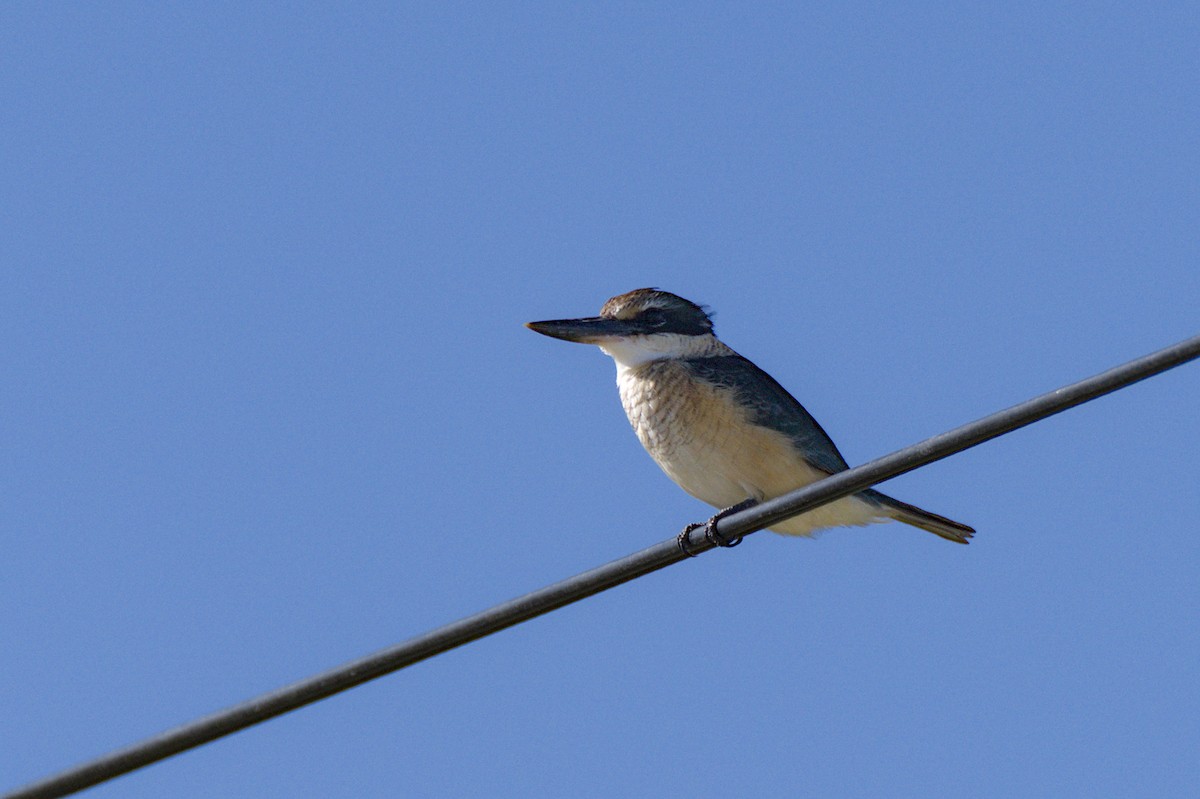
[600,333,734,373]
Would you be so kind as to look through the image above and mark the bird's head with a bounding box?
[526,288,718,367]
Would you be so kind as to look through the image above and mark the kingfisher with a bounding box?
[526,288,974,550]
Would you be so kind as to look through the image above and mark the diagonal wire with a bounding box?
[7,332,1200,799]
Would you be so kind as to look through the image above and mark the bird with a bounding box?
[526,288,974,550]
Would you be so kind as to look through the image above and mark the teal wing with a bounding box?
[683,355,852,476]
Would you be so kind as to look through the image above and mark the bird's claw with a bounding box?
[676,522,706,558]
[676,499,756,557]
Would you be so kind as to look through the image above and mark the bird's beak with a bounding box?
[525,316,641,344]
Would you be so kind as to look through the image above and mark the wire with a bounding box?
[7,332,1200,799]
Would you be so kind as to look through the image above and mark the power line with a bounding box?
[7,332,1200,799]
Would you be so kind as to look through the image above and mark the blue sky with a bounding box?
[3,3,1198,797]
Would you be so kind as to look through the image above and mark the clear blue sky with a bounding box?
[3,3,1197,797]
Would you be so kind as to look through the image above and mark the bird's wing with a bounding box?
[683,355,852,475]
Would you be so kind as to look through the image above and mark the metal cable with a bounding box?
[7,332,1199,799]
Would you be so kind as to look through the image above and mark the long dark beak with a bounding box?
[525,316,642,344]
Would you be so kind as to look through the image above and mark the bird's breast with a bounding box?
[614,359,883,536]
[616,360,805,509]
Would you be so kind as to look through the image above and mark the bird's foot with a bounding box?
[676,498,759,557]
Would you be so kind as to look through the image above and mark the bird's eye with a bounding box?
[643,309,668,328]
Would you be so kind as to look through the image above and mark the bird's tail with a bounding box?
[864,489,975,544]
